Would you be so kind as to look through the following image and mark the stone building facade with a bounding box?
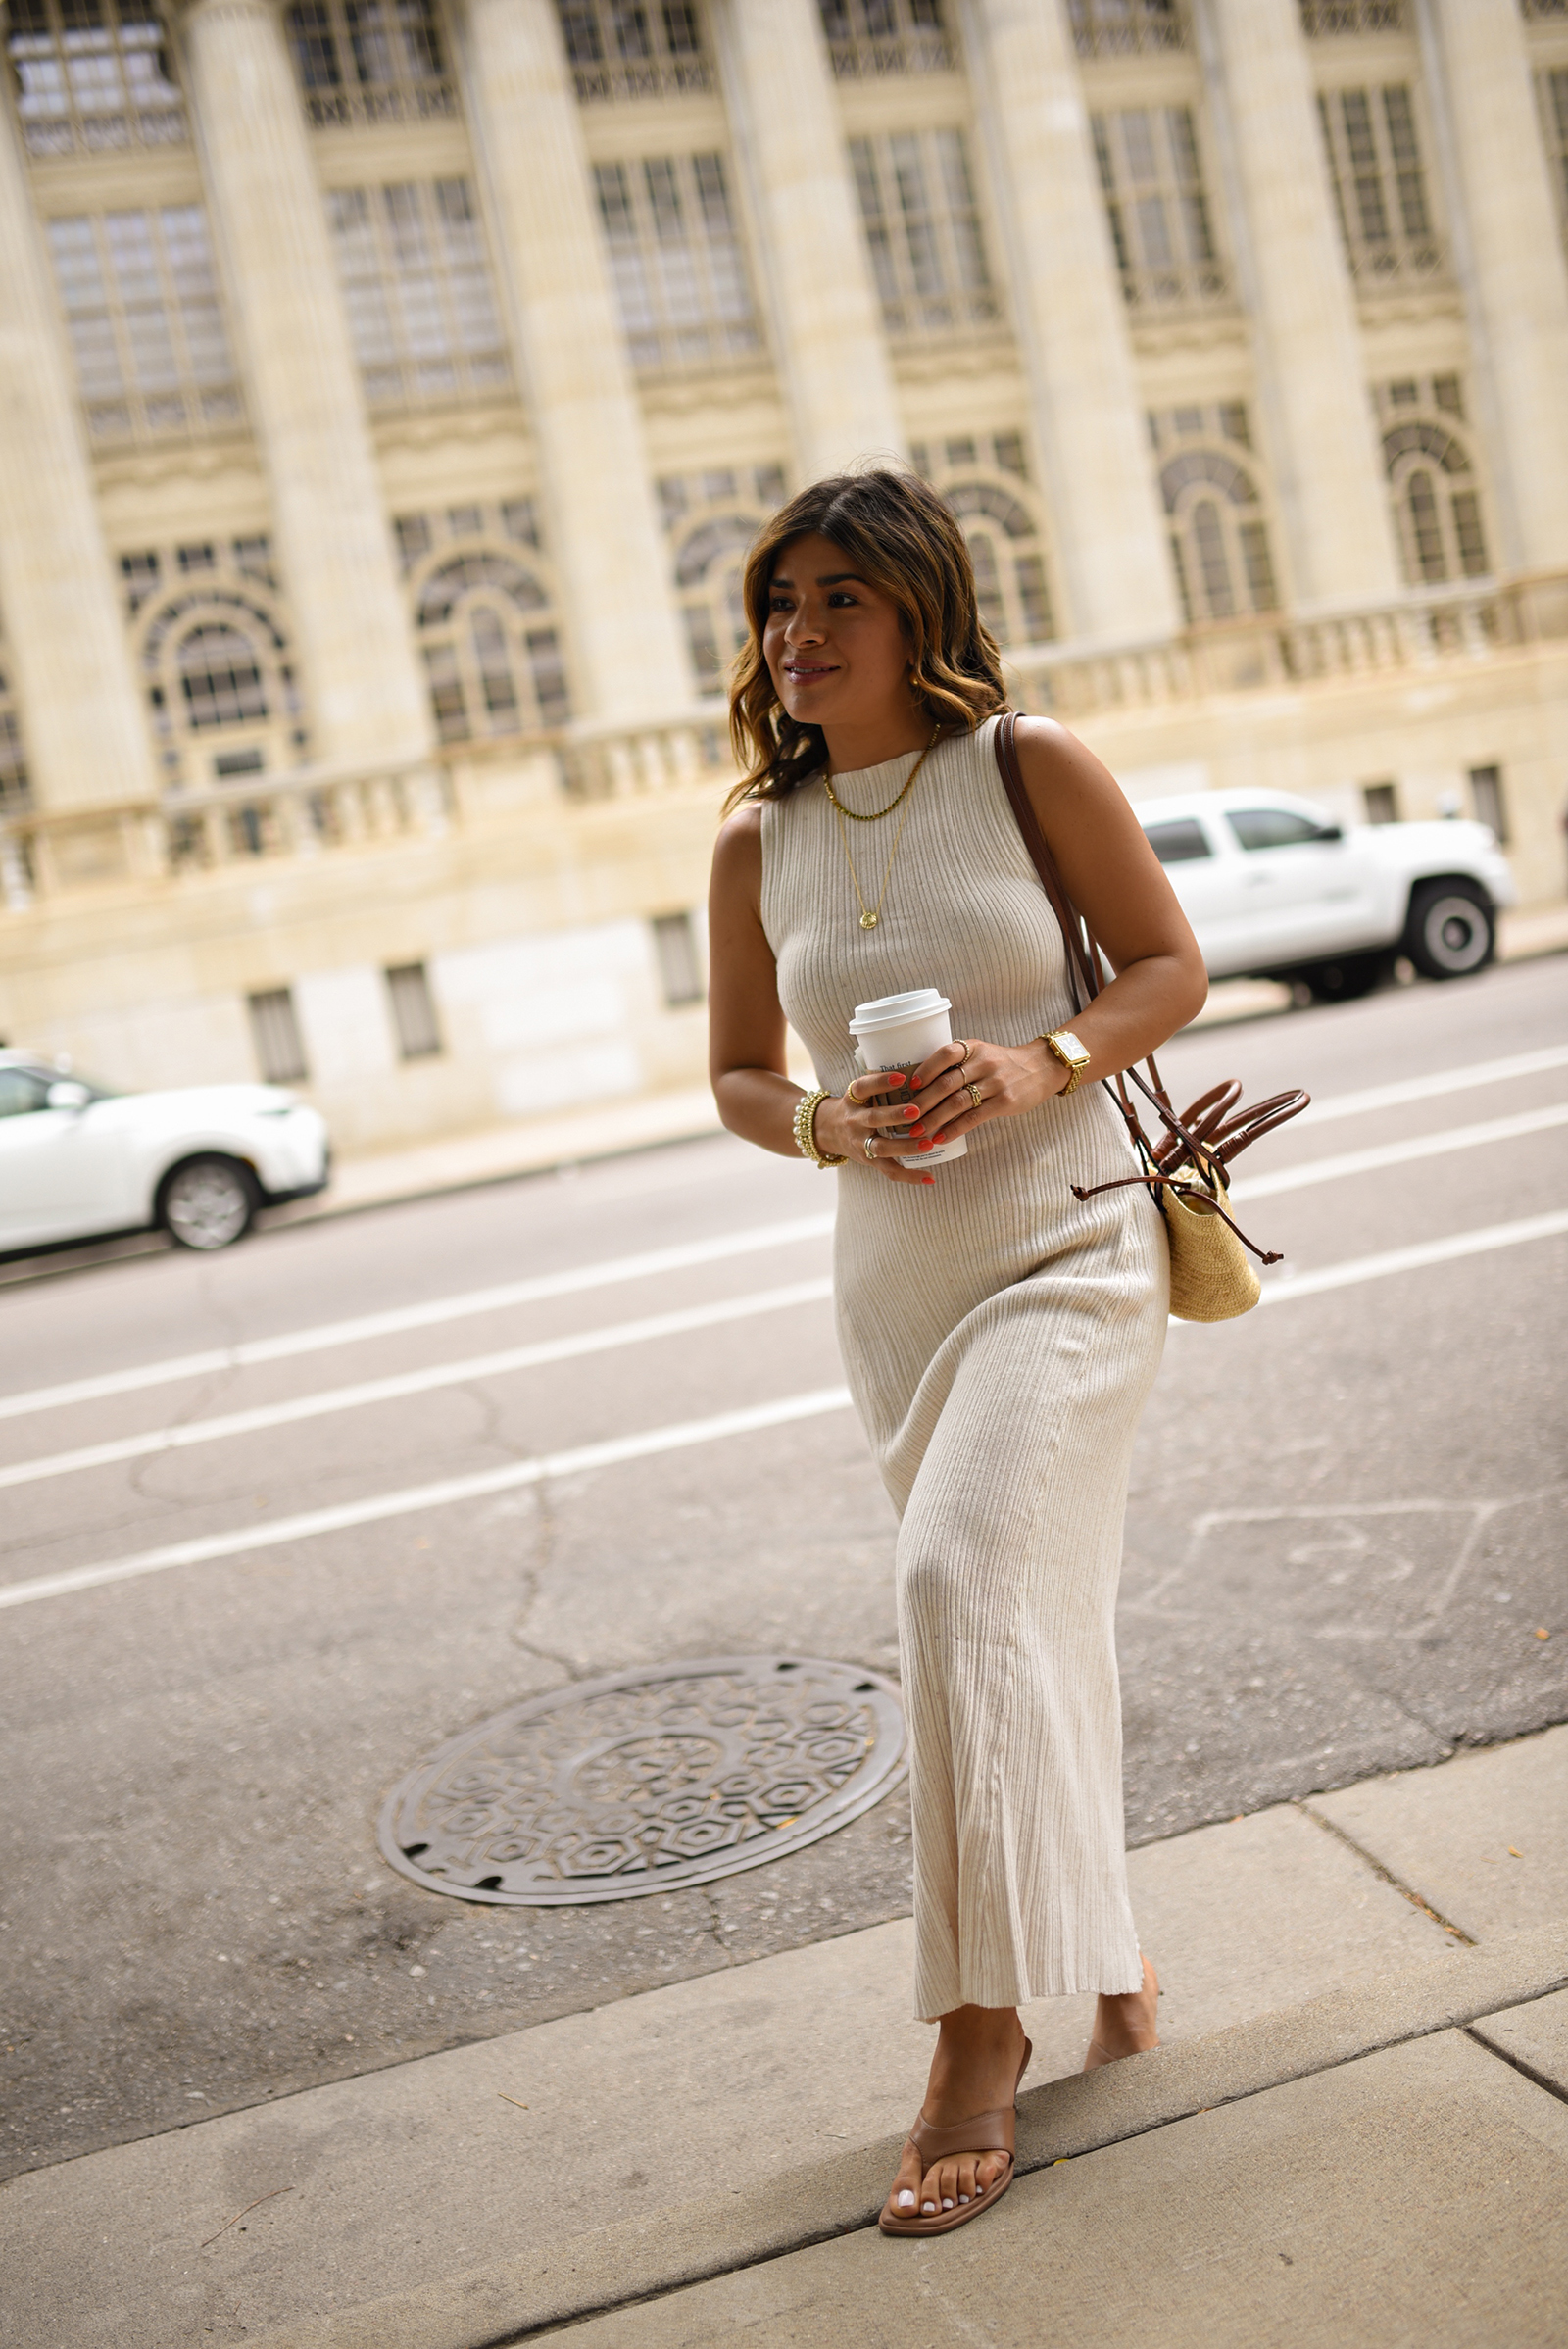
[1,0,1565,1151]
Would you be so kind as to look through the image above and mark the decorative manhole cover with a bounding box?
[377,1654,907,1906]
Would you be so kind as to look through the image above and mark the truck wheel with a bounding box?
[1299,954,1385,1003]
[1403,882,1495,980]
[158,1154,259,1250]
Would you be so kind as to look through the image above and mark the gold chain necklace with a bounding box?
[826,732,939,932]
[822,729,939,822]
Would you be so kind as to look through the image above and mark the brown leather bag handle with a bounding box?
[992,710,1307,1263]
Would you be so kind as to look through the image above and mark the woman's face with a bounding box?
[762,532,912,731]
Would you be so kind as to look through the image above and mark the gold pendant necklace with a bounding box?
[826,731,938,932]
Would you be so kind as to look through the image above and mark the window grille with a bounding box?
[1298,2,1404,29]
[126,537,305,788]
[0,644,31,817]
[326,179,512,409]
[1361,781,1399,825]
[45,206,242,445]
[1538,71,1568,249]
[1151,407,1279,625]
[659,466,786,692]
[285,0,455,125]
[1317,86,1442,281]
[248,989,308,1086]
[820,0,955,78]
[395,504,571,741]
[908,438,1056,647]
[849,129,1000,338]
[651,911,705,1007]
[558,0,711,99]
[1068,0,1185,58]
[1090,109,1227,310]
[386,962,443,1057]
[5,0,184,157]
[594,154,760,372]
[1374,380,1489,585]
[1467,766,1508,846]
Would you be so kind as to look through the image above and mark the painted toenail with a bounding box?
[922,2201,936,2213]
[897,2191,915,2209]
[942,2198,954,2209]
[959,2194,971,2204]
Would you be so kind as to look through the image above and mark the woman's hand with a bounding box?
[813,1042,1069,1182]
[907,1038,1069,1152]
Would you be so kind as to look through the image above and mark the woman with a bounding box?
[708,470,1207,2236]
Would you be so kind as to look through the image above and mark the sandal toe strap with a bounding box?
[907,2106,1014,2164]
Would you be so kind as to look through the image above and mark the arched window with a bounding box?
[1382,418,1489,584]
[1158,447,1279,623]
[673,512,759,693]
[131,539,301,785]
[944,478,1055,648]
[177,623,268,728]
[412,548,570,740]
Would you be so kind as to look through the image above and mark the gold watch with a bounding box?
[1040,1027,1092,1095]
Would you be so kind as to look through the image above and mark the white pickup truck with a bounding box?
[1135,788,1518,1002]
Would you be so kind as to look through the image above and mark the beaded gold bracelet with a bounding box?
[792,1088,846,1170]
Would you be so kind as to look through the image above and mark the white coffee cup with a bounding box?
[849,988,968,1167]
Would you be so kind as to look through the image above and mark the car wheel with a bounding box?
[159,1154,259,1250]
[1298,953,1386,1004]
[1403,882,1495,980]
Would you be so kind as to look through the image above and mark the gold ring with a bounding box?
[863,1134,877,1162]
[965,1080,983,1110]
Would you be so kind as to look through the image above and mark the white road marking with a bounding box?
[0,1279,836,1491]
[2,1105,1563,1485]
[1251,1207,1568,1306]
[0,1214,837,1426]
[0,1389,856,1612]
[1231,1101,1568,1202]
[3,1207,1565,1615]
[1291,1043,1568,1128]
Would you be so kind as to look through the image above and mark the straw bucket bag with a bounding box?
[994,715,1307,1324]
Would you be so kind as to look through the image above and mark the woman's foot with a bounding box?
[1082,1953,1159,2071]
[887,2005,1028,2217]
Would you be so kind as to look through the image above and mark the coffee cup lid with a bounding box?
[848,988,952,1036]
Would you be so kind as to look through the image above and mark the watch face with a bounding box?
[1056,1030,1091,1064]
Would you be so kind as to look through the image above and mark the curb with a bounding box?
[246,1918,1568,2349]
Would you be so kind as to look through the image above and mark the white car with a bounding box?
[0,1053,330,1253]
[1137,789,1518,1001]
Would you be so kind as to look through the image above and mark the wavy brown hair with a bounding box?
[724,467,1009,813]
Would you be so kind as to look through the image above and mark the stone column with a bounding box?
[1197,0,1401,610]
[1418,0,1568,575]
[458,0,692,722]
[0,106,161,815]
[176,0,431,766]
[962,0,1176,644]
[714,0,903,481]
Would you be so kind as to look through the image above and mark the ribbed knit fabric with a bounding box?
[760,714,1168,2019]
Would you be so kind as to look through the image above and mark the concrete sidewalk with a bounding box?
[3,1727,1563,2348]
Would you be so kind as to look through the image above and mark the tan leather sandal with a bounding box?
[878,2037,1032,2237]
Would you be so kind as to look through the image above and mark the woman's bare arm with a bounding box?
[708,805,932,1181]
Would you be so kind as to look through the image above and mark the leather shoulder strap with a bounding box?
[992,710,1098,1011]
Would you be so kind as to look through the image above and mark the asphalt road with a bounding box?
[2,954,1564,2183]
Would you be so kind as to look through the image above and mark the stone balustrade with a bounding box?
[3,576,1564,913]
[1009,572,1568,720]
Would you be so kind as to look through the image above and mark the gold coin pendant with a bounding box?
[859,911,878,930]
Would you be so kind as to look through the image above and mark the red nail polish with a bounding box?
[917,1140,933,1152]
[922,1175,935,1185]
[887,1073,906,1086]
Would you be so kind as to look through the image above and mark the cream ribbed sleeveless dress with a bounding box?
[760,714,1168,2019]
